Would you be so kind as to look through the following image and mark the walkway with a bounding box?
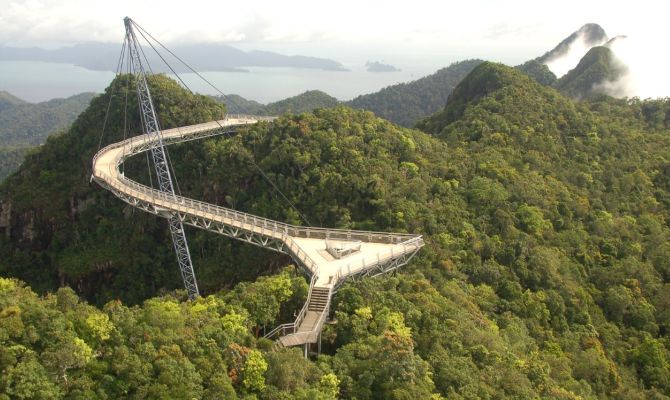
[91,115,424,348]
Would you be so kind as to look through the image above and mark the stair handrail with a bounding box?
[264,272,318,340]
[274,285,333,344]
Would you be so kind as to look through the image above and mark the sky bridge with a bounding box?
[92,116,424,351]
[92,18,423,354]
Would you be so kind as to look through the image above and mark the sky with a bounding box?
[1,0,669,97]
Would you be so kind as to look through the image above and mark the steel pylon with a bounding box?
[124,17,199,299]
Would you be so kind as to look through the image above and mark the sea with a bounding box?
[0,61,436,104]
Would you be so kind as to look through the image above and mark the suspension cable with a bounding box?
[133,25,186,197]
[131,21,246,114]
[97,35,128,153]
[130,19,312,226]
[135,27,192,92]
[121,41,131,176]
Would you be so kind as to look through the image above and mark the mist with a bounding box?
[604,35,670,99]
[544,30,607,78]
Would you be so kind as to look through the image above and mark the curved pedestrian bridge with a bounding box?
[91,115,424,349]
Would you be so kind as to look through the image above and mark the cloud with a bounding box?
[544,29,608,78]
[0,0,668,98]
[605,35,670,99]
[482,23,543,40]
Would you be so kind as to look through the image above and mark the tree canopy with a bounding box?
[2,63,670,398]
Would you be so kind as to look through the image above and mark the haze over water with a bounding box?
[0,60,435,103]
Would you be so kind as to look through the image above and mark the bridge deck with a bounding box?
[91,115,424,347]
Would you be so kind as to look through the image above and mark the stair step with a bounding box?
[271,341,285,352]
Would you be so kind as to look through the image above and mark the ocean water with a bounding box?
[0,61,434,104]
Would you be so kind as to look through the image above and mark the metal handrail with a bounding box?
[264,272,318,340]
[92,117,419,245]
[92,115,425,347]
[106,165,424,277]
[337,236,424,282]
[93,169,322,274]
[273,286,333,344]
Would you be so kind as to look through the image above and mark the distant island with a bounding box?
[366,61,401,72]
[0,42,349,73]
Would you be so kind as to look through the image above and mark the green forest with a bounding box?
[347,59,483,127]
[2,61,670,399]
[0,146,31,181]
[0,92,95,180]
[219,90,340,117]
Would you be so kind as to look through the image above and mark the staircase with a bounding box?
[308,286,330,312]
[266,284,332,348]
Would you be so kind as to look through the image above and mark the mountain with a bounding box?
[418,61,529,133]
[0,92,96,180]
[516,24,630,99]
[0,92,96,147]
[0,90,28,111]
[3,66,670,398]
[515,59,557,86]
[537,23,609,66]
[555,46,628,98]
[0,42,347,72]
[346,59,484,127]
[516,24,608,85]
[216,90,340,116]
[219,94,266,115]
[0,75,228,304]
[0,146,31,181]
[263,90,340,114]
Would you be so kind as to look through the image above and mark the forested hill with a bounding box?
[515,23,628,99]
[346,59,483,127]
[0,146,32,181]
[0,90,28,111]
[263,90,339,115]
[0,75,227,303]
[0,92,96,147]
[218,90,340,115]
[555,46,627,98]
[517,46,627,99]
[537,23,608,65]
[413,62,670,397]
[2,65,670,398]
[0,91,96,180]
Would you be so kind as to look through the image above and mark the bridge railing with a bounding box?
[92,116,266,168]
[264,272,319,341]
[334,236,425,283]
[92,118,421,246]
[93,114,424,262]
[94,168,323,275]
[92,115,427,349]
[266,285,333,345]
